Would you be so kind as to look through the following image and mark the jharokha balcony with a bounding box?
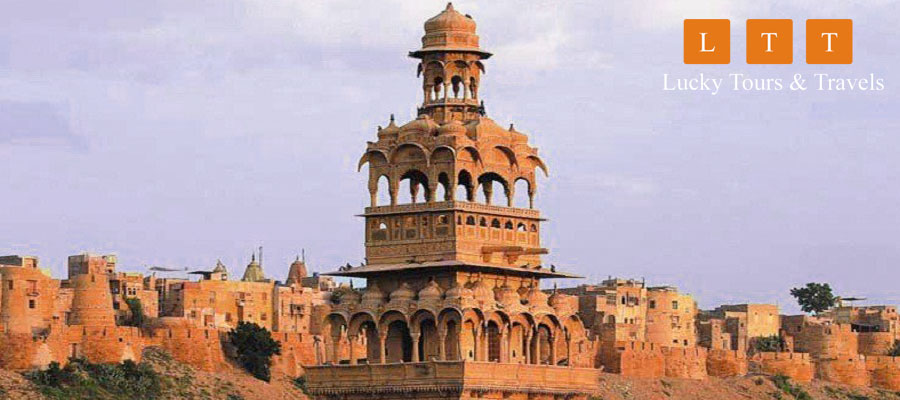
[303,361,602,398]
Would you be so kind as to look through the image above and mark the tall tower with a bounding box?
[357,3,551,267]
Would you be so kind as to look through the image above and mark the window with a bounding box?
[504,221,513,229]
[6,280,12,290]
[190,310,198,318]
[466,216,476,225]
[261,313,267,321]
[28,299,36,309]
[672,301,679,310]
[491,219,500,228]
[225,312,232,322]
[113,302,120,310]
[479,218,487,227]
[649,300,656,309]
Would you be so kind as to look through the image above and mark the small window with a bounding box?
[261,313,267,321]
[504,221,514,229]
[672,301,679,310]
[649,300,656,309]
[530,224,537,232]
[113,302,120,310]
[225,312,232,322]
[438,215,449,224]
[491,219,501,228]
[517,223,527,232]
[28,299,36,309]
[6,281,12,290]
[466,216,476,225]
[479,218,487,227]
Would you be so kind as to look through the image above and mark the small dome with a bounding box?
[362,282,385,306]
[445,281,473,300]
[342,289,362,304]
[399,114,438,136]
[495,281,521,307]
[241,254,266,282]
[523,285,549,307]
[438,120,466,136]
[378,115,400,139]
[549,290,569,310]
[286,256,307,285]
[424,3,476,35]
[418,279,443,303]
[212,259,227,274]
[470,279,494,303]
[390,282,416,303]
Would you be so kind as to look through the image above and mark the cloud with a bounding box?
[0,101,83,148]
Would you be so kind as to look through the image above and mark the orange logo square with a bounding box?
[806,19,852,64]
[747,19,792,64]
[684,19,730,64]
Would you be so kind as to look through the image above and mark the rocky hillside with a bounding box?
[0,347,307,400]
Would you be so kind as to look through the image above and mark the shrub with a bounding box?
[228,321,282,382]
[24,358,162,400]
[293,375,308,394]
[752,335,786,354]
[772,374,811,400]
[123,297,146,327]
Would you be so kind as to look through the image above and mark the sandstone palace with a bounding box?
[1,4,898,399]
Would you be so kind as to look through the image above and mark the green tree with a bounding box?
[751,335,786,354]
[228,322,282,382]
[790,283,836,314]
[889,341,900,357]
[124,297,146,327]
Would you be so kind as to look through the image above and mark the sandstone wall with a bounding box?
[706,349,748,377]
[858,332,895,356]
[816,355,870,387]
[661,346,707,379]
[751,352,814,382]
[866,356,900,391]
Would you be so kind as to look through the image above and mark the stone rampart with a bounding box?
[706,349,748,377]
[816,355,870,387]
[866,356,900,391]
[751,352,814,382]
[858,332,895,356]
[661,346,707,379]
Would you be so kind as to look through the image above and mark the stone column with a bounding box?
[439,331,447,360]
[506,185,514,207]
[500,328,508,363]
[348,335,357,365]
[379,331,388,364]
[483,182,493,205]
[549,335,557,366]
[313,336,322,365]
[534,331,542,365]
[472,326,481,361]
[411,332,420,362]
[331,334,341,364]
[524,331,532,364]
[566,337,573,368]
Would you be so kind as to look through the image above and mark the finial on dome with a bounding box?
[445,2,454,11]
[509,123,515,131]
[390,113,395,123]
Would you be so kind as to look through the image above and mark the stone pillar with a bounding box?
[506,185,514,207]
[528,192,535,209]
[524,331,532,364]
[472,326,481,361]
[566,337,573,368]
[379,331,387,364]
[483,182,493,205]
[348,335,357,365]
[549,335,557,366]
[444,82,450,101]
[411,332,420,362]
[439,331,447,361]
[314,336,322,365]
[410,180,420,204]
[534,331,542,365]
[500,328,508,363]
[331,334,341,364]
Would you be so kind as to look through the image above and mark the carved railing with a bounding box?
[303,361,601,396]
[365,201,541,219]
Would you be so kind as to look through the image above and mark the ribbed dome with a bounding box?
[424,3,476,35]
[361,282,385,306]
[445,281,473,300]
[418,279,443,303]
[549,290,569,310]
[378,115,400,139]
[523,285,549,306]
[438,120,466,136]
[399,114,439,136]
[471,279,495,303]
[241,254,266,282]
[390,282,416,302]
[495,281,521,307]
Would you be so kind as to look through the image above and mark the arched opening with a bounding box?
[361,321,378,363]
[399,169,430,204]
[445,320,460,360]
[469,77,478,99]
[417,318,439,361]
[479,217,487,227]
[385,320,412,363]
[486,321,501,362]
[509,323,526,363]
[437,172,451,201]
[376,175,391,206]
[490,219,501,228]
[466,216,476,225]
[457,170,473,201]
[514,178,531,208]
[517,223,527,232]
[477,172,508,205]
[504,221,514,230]
[451,75,463,98]
[433,77,444,100]
[537,325,552,365]
[461,320,477,360]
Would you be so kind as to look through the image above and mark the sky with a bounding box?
[1,0,899,313]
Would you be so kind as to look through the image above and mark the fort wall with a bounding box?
[661,346,707,379]
[706,349,748,377]
[866,356,900,391]
[750,352,814,382]
[858,331,895,356]
[815,355,870,387]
